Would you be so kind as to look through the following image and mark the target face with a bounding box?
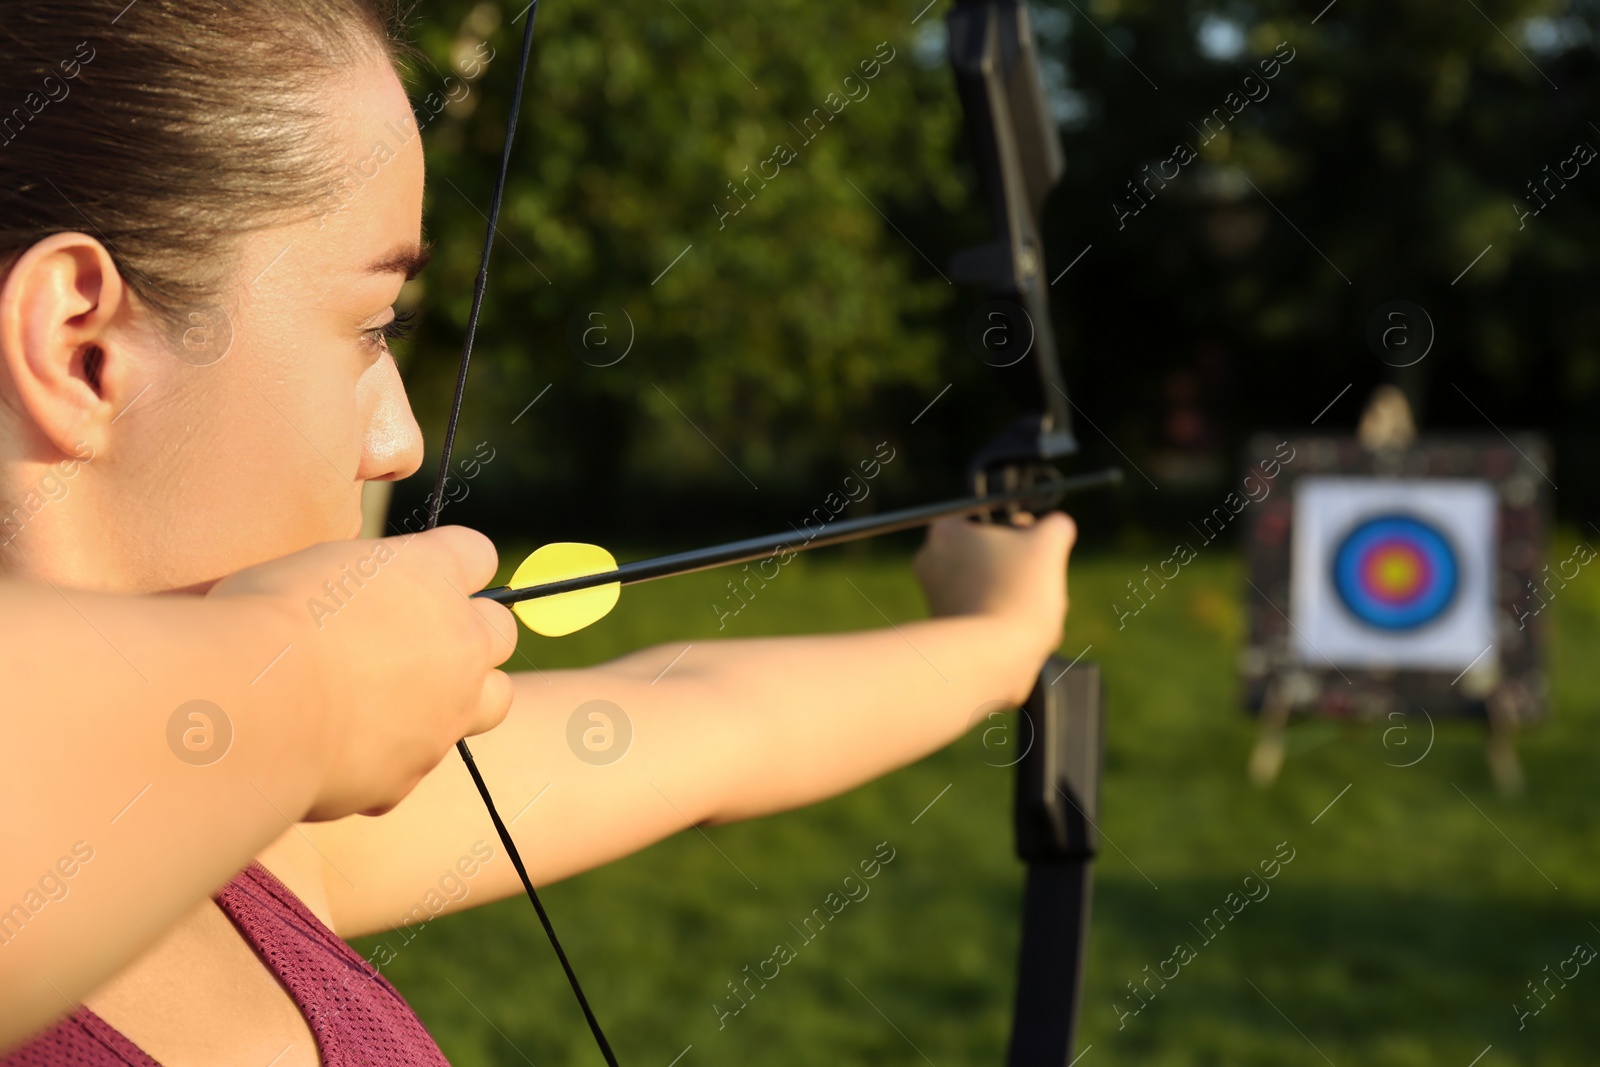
[1332,515,1459,631]
[1291,478,1497,670]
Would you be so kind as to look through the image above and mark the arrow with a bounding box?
[480,466,1121,635]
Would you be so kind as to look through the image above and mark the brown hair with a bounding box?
[0,0,409,323]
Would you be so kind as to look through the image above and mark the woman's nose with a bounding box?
[356,352,424,482]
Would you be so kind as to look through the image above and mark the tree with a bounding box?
[397,0,974,533]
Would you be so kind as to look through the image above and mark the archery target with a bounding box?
[1291,478,1497,670]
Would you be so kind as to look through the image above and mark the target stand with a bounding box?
[1240,429,1551,793]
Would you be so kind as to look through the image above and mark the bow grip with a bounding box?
[1006,658,1103,1067]
[1013,658,1102,861]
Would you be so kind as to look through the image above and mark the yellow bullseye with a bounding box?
[507,543,621,636]
[1369,547,1423,598]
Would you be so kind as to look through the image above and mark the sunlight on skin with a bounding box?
[0,56,435,1067]
[0,28,1075,1067]
[0,59,426,598]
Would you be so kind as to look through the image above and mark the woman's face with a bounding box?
[1,58,428,594]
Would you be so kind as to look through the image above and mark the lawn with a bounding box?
[356,540,1600,1066]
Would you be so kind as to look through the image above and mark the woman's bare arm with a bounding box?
[0,527,515,1049]
[310,513,1074,937]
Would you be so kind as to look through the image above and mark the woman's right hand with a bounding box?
[207,526,517,821]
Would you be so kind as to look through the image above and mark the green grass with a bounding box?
[356,544,1600,1066]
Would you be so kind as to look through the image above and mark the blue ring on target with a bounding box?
[1331,514,1460,631]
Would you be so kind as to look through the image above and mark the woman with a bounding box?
[0,0,1076,1062]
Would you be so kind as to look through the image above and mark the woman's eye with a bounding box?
[366,309,418,349]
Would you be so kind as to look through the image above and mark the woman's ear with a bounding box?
[0,232,136,459]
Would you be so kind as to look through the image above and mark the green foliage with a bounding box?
[392,0,1600,537]
[400,0,967,503]
[358,544,1600,1065]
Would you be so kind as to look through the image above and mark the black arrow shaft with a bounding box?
[477,466,1120,606]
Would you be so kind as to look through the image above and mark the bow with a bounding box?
[421,2,1106,1064]
[946,3,1104,1063]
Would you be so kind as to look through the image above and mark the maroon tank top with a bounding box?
[2,862,450,1066]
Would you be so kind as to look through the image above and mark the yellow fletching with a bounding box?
[507,543,621,637]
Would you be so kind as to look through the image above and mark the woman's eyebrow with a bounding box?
[364,241,434,281]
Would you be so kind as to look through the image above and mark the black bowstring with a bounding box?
[421,3,622,1064]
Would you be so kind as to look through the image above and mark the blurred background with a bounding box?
[362,1,1600,1064]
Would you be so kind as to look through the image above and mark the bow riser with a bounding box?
[946,4,1107,1064]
